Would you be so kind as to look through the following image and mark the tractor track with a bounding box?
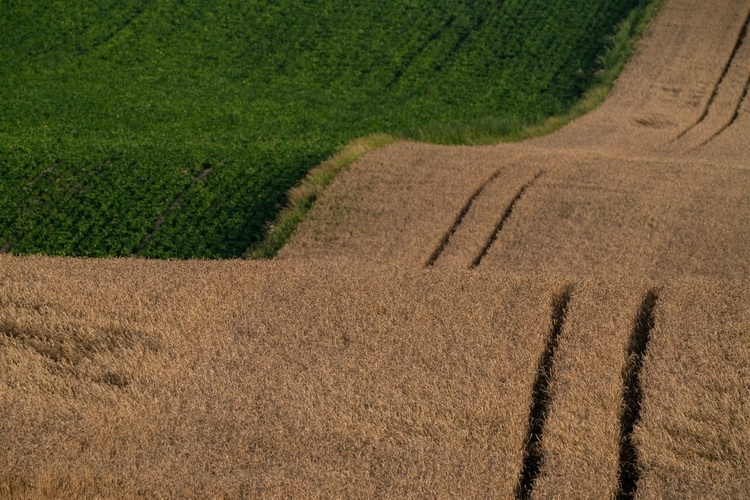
[468,171,543,269]
[516,286,572,499]
[672,10,750,142]
[425,168,503,267]
[617,289,659,499]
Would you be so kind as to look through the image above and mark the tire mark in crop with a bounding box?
[0,162,59,209]
[132,164,213,254]
[617,289,659,499]
[385,2,501,89]
[469,171,543,269]
[53,159,112,219]
[698,72,750,147]
[384,15,457,90]
[444,11,489,62]
[433,3,498,73]
[424,168,503,267]
[2,161,60,243]
[672,11,750,142]
[6,159,112,254]
[516,286,573,500]
[91,3,149,52]
[24,163,58,190]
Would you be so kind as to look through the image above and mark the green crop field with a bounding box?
[1,0,648,258]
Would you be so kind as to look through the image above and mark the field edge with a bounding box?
[247,0,664,259]
[245,134,397,259]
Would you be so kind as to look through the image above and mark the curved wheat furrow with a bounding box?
[3,0,750,497]
[667,10,750,148]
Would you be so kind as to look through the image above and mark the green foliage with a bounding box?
[0,0,650,258]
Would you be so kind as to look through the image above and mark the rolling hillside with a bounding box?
[281,0,750,281]
[1,257,748,497]
[3,0,749,497]
[0,0,644,258]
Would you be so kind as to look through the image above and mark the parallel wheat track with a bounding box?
[469,171,543,269]
[516,286,572,499]
[425,168,503,267]
[672,10,750,142]
[699,72,750,147]
[617,290,659,499]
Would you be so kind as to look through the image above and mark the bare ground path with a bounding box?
[2,0,750,496]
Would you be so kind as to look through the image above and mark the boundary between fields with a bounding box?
[246,0,662,259]
[245,134,397,259]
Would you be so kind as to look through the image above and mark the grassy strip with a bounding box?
[250,0,663,258]
[246,134,397,259]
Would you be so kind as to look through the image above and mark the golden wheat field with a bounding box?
[2,258,748,497]
[3,0,750,497]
